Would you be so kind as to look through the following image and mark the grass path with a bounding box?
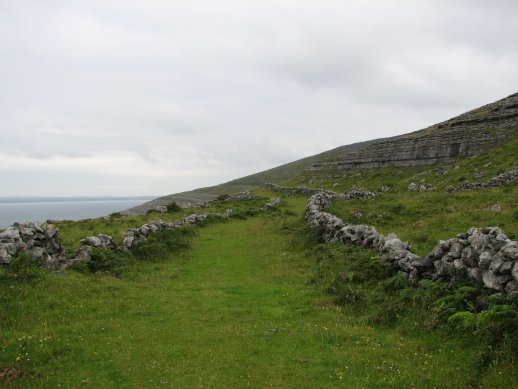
[1,213,482,388]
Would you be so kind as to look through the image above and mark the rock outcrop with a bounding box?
[308,93,518,175]
[305,191,518,293]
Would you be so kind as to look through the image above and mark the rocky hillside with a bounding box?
[125,92,518,215]
[122,193,218,216]
[308,92,518,175]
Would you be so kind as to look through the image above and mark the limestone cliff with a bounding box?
[309,92,518,174]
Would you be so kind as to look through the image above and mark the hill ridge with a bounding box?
[125,92,518,215]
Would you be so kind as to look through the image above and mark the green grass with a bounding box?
[2,198,513,388]
[327,186,517,255]
[55,196,271,254]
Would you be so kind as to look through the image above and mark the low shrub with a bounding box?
[131,227,194,261]
[382,274,408,291]
[132,242,169,260]
[166,201,182,213]
[328,279,365,307]
[447,311,476,331]
[73,247,128,276]
[432,286,479,319]
[2,252,41,281]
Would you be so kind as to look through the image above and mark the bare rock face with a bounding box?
[308,92,518,174]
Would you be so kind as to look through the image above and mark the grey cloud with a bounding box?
[0,0,517,196]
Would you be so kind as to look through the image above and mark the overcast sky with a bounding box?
[1,0,517,196]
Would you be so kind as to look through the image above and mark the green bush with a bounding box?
[476,305,518,340]
[370,298,407,327]
[131,227,194,261]
[82,247,128,275]
[3,252,40,281]
[328,279,365,307]
[132,242,169,260]
[166,201,182,213]
[382,274,408,291]
[216,194,230,201]
[283,209,298,217]
[432,286,479,319]
[447,311,476,331]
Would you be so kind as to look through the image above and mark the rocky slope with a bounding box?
[122,193,219,216]
[308,92,518,175]
[127,92,517,214]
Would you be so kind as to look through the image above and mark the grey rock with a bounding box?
[409,268,420,286]
[513,262,518,282]
[20,227,34,237]
[490,257,505,273]
[499,242,518,261]
[123,236,134,249]
[505,280,518,293]
[448,242,464,259]
[0,228,20,240]
[486,204,501,213]
[407,183,417,191]
[454,259,466,270]
[468,233,488,251]
[467,268,482,283]
[478,251,494,270]
[411,256,434,269]
[482,270,513,291]
[491,233,508,251]
[3,243,17,255]
[0,248,11,264]
[30,247,45,258]
[419,183,432,192]
[155,205,168,213]
[81,236,101,247]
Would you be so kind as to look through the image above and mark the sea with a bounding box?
[0,197,155,228]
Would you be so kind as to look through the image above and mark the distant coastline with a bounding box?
[0,197,156,228]
[0,196,156,204]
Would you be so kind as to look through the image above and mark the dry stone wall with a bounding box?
[0,210,233,270]
[265,183,379,200]
[76,210,233,261]
[445,170,518,192]
[305,191,518,293]
[0,223,66,270]
[2,192,280,270]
